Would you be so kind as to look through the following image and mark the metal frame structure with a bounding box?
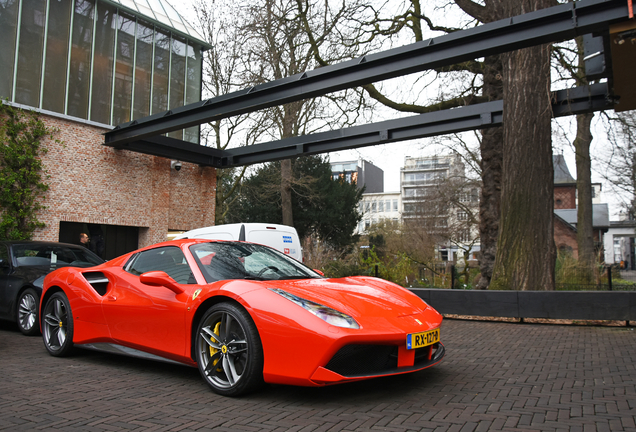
[104,0,633,167]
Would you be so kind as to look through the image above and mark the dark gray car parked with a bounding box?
[0,241,104,335]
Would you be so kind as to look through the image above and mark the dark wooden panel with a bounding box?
[410,289,519,317]
[407,289,636,321]
[518,291,634,321]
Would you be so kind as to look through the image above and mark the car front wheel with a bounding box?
[195,302,264,396]
[17,288,40,336]
[42,292,74,356]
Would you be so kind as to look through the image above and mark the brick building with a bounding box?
[1,0,216,259]
[552,155,609,258]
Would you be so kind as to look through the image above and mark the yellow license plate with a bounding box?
[406,328,440,350]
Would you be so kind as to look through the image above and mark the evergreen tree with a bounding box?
[227,155,362,249]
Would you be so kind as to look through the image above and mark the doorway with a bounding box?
[59,222,139,260]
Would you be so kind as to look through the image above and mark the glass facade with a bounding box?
[0,0,205,143]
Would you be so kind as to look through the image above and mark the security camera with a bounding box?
[171,160,182,171]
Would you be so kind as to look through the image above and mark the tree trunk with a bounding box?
[476,54,503,289]
[490,0,556,291]
[574,112,595,267]
[281,159,293,226]
[572,36,595,269]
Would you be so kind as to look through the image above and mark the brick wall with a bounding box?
[554,217,578,258]
[33,114,216,247]
[554,185,576,209]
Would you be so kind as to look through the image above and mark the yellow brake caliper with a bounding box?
[209,322,222,370]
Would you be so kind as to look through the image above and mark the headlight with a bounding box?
[270,288,359,329]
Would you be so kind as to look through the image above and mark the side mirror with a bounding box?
[140,271,184,294]
[313,269,325,277]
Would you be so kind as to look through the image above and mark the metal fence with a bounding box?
[413,263,636,291]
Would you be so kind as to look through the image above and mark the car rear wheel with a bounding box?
[17,288,40,336]
[195,302,264,396]
[42,292,74,356]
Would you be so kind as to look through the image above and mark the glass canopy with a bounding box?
[0,0,209,143]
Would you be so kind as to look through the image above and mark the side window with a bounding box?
[126,246,195,284]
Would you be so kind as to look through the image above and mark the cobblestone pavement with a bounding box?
[1,318,635,432]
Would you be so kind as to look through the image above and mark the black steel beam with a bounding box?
[219,101,503,167]
[110,135,227,166]
[104,0,629,147]
[551,82,615,116]
[119,83,611,168]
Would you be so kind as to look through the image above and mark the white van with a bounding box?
[174,223,303,261]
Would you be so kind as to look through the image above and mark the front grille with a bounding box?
[324,343,442,377]
[325,345,398,376]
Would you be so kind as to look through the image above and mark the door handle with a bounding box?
[106,295,117,301]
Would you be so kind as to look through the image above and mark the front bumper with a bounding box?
[310,342,445,384]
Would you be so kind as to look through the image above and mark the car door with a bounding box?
[101,246,192,358]
[0,244,12,318]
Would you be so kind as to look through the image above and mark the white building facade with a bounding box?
[356,192,401,234]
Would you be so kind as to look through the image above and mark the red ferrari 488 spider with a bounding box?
[40,239,444,396]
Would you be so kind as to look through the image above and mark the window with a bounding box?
[378,201,384,212]
[133,20,154,120]
[371,202,377,213]
[393,200,398,211]
[126,246,194,284]
[190,242,317,283]
[0,245,9,274]
[66,0,95,119]
[42,0,74,113]
[457,211,468,221]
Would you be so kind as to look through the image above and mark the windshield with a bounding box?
[190,242,320,283]
[12,244,104,268]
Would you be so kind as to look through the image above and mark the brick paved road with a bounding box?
[1,319,635,431]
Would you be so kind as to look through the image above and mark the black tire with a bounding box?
[42,292,74,357]
[195,302,264,396]
[16,288,40,336]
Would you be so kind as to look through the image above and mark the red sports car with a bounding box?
[40,239,444,396]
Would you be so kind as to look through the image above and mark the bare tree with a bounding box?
[552,35,596,269]
[602,110,636,218]
[322,0,558,289]
[193,0,264,224]
[298,0,505,288]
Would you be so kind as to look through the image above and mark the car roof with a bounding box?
[0,240,86,249]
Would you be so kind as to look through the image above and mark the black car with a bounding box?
[0,241,104,335]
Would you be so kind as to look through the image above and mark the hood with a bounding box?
[265,276,428,319]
